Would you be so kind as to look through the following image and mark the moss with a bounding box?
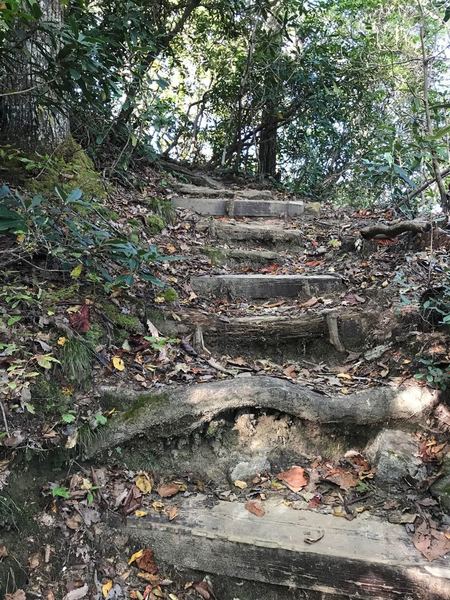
[146,214,166,235]
[26,137,106,199]
[160,287,178,302]
[201,246,227,265]
[102,302,144,334]
[42,283,79,305]
[145,196,175,224]
[120,392,171,421]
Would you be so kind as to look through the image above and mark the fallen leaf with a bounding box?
[134,510,148,518]
[165,505,179,521]
[0,544,8,558]
[244,500,265,517]
[157,483,180,498]
[277,466,308,492]
[62,585,89,600]
[322,466,358,490]
[57,336,67,346]
[192,581,213,599]
[135,548,158,574]
[5,591,26,600]
[135,473,153,494]
[68,304,90,333]
[112,356,125,371]
[233,480,247,490]
[102,580,113,598]
[128,549,144,565]
[413,520,450,561]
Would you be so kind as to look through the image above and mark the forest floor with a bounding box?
[1,164,450,599]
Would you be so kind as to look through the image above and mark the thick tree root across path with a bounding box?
[87,376,439,457]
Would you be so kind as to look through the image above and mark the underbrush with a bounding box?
[0,180,179,440]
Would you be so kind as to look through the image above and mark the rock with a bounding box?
[365,430,422,486]
[230,456,270,482]
[304,201,321,216]
[430,454,450,513]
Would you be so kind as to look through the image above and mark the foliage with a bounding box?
[0,185,170,290]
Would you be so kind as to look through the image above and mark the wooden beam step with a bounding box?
[190,274,343,300]
[173,196,304,217]
[121,496,450,600]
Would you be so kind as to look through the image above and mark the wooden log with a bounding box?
[120,495,450,599]
[190,274,343,300]
[87,376,439,457]
[172,196,304,217]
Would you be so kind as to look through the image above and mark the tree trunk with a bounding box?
[0,0,70,153]
[258,104,278,178]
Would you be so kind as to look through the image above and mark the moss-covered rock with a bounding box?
[146,214,166,235]
[102,302,144,334]
[26,137,106,199]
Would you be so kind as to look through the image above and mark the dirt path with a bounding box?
[1,178,450,599]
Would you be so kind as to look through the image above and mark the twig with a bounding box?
[0,400,10,436]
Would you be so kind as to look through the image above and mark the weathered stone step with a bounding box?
[191,274,343,300]
[197,246,283,266]
[174,182,274,201]
[173,196,304,217]
[197,219,302,245]
[121,495,450,600]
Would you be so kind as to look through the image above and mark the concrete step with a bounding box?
[196,219,303,246]
[173,196,304,217]
[121,495,450,600]
[197,246,283,266]
[190,274,343,300]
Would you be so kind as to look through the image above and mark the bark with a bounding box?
[360,220,431,239]
[0,0,70,153]
[258,104,278,177]
[418,5,449,211]
[85,376,439,457]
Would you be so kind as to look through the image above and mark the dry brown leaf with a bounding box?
[135,548,158,574]
[5,591,26,600]
[277,466,308,492]
[244,500,265,517]
[0,544,8,558]
[322,466,359,490]
[157,483,180,498]
[413,520,450,561]
[165,505,179,521]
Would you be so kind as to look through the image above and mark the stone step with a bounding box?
[190,274,343,300]
[196,219,302,245]
[197,246,283,266]
[173,196,304,217]
[173,182,275,201]
[121,495,450,600]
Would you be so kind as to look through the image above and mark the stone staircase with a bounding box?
[103,182,450,599]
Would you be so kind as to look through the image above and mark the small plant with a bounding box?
[51,486,71,499]
[0,185,170,291]
[415,358,450,390]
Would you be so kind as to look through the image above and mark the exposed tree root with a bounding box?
[85,376,439,457]
[360,220,431,240]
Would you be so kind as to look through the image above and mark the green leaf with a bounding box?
[52,486,71,499]
[62,413,76,424]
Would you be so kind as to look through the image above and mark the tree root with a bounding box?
[360,220,430,240]
[85,376,439,457]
